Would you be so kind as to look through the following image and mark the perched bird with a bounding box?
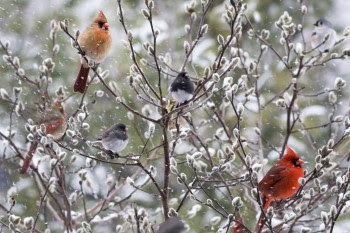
[311,17,337,52]
[156,217,186,233]
[74,11,112,93]
[170,72,195,104]
[97,123,128,156]
[20,99,67,174]
[255,147,304,233]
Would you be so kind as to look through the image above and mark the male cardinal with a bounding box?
[74,11,112,93]
[169,72,195,103]
[19,99,67,174]
[255,147,304,233]
[97,123,128,156]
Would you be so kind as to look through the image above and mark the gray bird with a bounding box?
[97,123,128,157]
[170,72,195,104]
[156,217,186,233]
[311,17,337,52]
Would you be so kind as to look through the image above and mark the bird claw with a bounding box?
[106,150,120,159]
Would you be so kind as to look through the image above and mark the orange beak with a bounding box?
[103,23,109,30]
[296,159,304,166]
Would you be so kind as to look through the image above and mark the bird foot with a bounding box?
[106,150,120,159]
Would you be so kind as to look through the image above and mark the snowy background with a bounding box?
[1,0,350,232]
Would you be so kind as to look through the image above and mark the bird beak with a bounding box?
[313,23,317,26]
[297,159,304,166]
[103,23,109,30]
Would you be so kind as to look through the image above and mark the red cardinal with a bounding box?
[19,99,67,174]
[255,147,304,233]
[74,11,112,93]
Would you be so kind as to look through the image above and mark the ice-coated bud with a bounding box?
[23,217,34,230]
[254,127,261,136]
[334,115,344,123]
[127,30,133,41]
[237,103,244,115]
[82,221,92,233]
[192,151,203,160]
[168,208,178,217]
[261,29,270,40]
[126,177,135,186]
[334,77,346,90]
[250,188,258,198]
[327,139,334,149]
[321,211,328,223]
[266,207,274,218]
[210,216,221,226]
[233,128,240,139]
[217,34,224,45]
[4,40,11,49]
[206,199,213,205]
[343,27,350,37]
[170,165,178,174]
[301,227,311,233]
[184,41,190,52]
[200,24,208,34]
[212,73,220,83]
[115,225,123,233]
[141,9,150,18]
[245,155,252,167]
[342,48,350,56]
[0,88,10,100]
[301,5,307,14]
[232,197,242,207]
[9,215,21,225]
[295,43,304,56]
[328,91,337,104]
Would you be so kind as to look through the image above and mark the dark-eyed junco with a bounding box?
[97,123,128,156]
[311,17,336,52]
[156,217,186,233]
[170,72,194,104]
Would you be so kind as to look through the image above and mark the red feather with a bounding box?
[255,147,304,233]
[74,65,90,93]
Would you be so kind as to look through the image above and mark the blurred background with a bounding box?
[1,0,350,232]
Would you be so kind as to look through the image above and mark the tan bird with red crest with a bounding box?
[19,99,67,174]
[74,11,112,93]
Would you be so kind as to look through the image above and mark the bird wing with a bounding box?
[37,110,65,133]
[156,217,185,233]
[98,127,127,141]
[258,165,286,194]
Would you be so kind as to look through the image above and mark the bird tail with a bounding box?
[19,142,38,174]
[74,64,90,93]
[255,196,272,233]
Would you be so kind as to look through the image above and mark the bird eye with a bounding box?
[98,22,104,28]
[320,21,323,25]
[292,158,302,167]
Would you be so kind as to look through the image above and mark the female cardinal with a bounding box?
[255,147,304,233]
[74,11,112,93]
[19,99,67,174]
